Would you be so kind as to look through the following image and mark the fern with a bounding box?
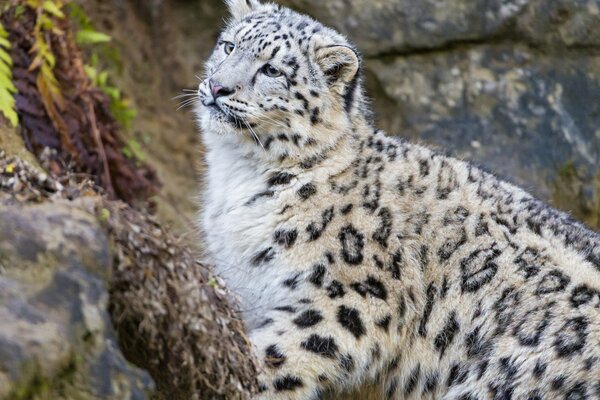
[0,21,18,127]
[26,0,66,116]
[1,0,136,133]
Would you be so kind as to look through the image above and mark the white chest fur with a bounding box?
[201,140,293,329]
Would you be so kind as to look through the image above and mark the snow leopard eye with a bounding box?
[262,63,282,78]
[223,41,235,55]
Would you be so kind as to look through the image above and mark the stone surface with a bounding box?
[281,0,600,55]
[0,200,153,399]
[281,0,527,56]
[518,0,600,47]
[278,0,600,228]
[366,45,600,212]
[0,151,259,400]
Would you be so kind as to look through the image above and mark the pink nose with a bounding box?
[209,79,234,99]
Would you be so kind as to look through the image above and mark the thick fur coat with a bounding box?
[196,1,600,399]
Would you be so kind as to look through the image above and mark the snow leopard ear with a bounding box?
[315,45,360,88]
[226,0,262,20]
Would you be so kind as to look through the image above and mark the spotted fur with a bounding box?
[196,1,600,399]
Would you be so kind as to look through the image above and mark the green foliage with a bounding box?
[67,3,93,31]
[122,138,146,162]
[71,3,112,45]
[75,29,111,44]
[98,207,111,222]
[1,0,137,133]
[42,0,64,18]
[84,54,137,130]
[68,4,136,131]
[0,0,65,129]
[0,21,18,127]
[27,0,66,118]
[558,160,578,180]
[68,3,120,66]
[14,5,26,18]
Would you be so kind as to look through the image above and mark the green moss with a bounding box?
[551,161,600,230]
[557,160,578,180]
[9,375,51,400]
[0,125,40,167]
[8,354,79,400]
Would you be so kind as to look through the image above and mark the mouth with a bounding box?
[203,101,254,130]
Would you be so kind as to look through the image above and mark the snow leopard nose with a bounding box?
[209,79,235,99]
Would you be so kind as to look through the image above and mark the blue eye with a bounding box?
[262,64,282,78]
[223,41,235,55]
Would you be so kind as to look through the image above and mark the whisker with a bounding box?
[177,97,199,106]
[244,119,265,151]
[253,116,290,132]
[220,104,245,133]
[172,93,198,101]
[177,98,200,110]
[246,110,290,131]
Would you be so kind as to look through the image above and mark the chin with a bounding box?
[196,109,245,147]
[195,105,223,132]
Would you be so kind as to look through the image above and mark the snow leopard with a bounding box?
[195,0,600,399]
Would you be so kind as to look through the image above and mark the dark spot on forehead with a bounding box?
[284,56,299,68]
[271,46,281,58]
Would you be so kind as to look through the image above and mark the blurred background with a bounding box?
[0,0,599,399]
[72,0,600,233]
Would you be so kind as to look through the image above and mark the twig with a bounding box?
[84,97,115,198]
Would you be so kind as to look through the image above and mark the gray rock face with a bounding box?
[280,0,600,227]
[281,0,600,55]
[519,0,600,47]
[366,45,600,201]
[0,150,259,400]
[0,200,153,399]
[282,0,525,56]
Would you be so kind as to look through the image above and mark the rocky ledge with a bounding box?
[0,151,258,400]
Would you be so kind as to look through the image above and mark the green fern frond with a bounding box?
[0,22,18,127]
[26,0,65,113]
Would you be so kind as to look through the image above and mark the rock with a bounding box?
[518,0,600,47]
[281,0,600,55]
[281,0,528,56]
[0,152,259,399]
[278,0,600,228]
[366,44,600,207]
[0,199,153,399]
